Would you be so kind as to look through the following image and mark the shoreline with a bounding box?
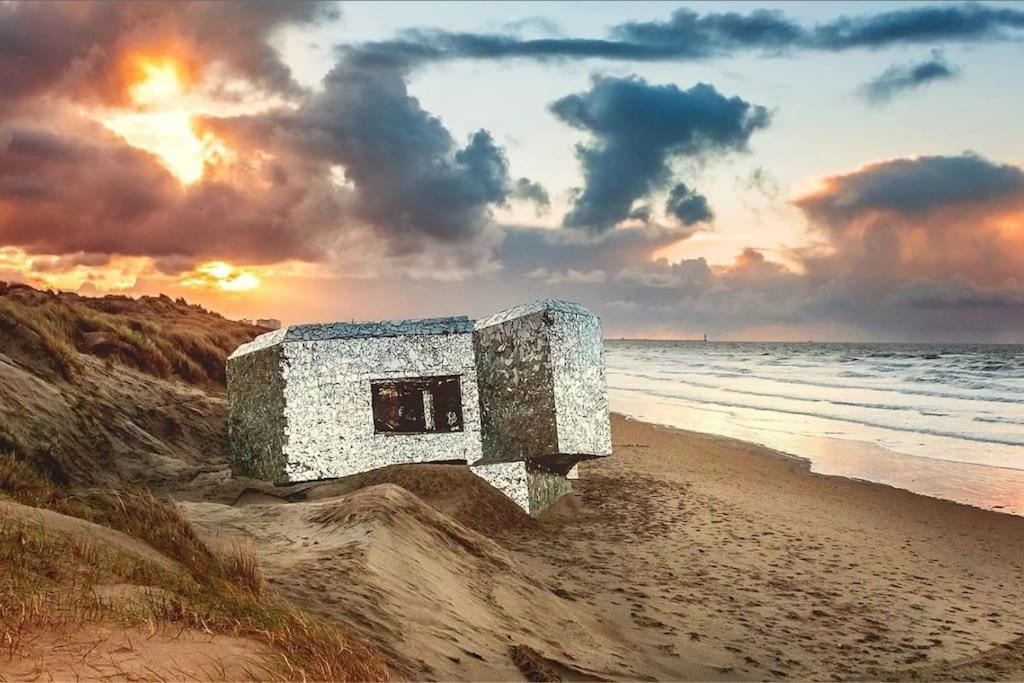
[186,412,1024,680]
[620,412,1024,520]
[610,392,1024,517]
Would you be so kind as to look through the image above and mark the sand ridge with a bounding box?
[183,414,1024,681]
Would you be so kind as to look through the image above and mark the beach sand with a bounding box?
[185,414,1024,680]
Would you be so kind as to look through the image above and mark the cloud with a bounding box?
[2,2,1023,340]
[794,152,1024,291]
[0,1,333,106]
[665,183,714,225]
[804,3,1024,50]
[497,223,694,277]
[0,109,346,268]
[511,177,551,210]
[0,0,546,281]
[550,76,769,233]
[738,166,781,199]
[487,153,1024,339]
[796,153,1024,225]
[860,50,958,104]
[618,257,714,291]
[615,3,1024,55]
[338,4,1024,70]
[211,57,534,256]
[0,0,357,272]
[526,267,607,284]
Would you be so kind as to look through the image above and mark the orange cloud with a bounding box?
[794,153,1024,288]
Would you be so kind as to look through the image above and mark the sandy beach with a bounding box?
[180,413,1024,680]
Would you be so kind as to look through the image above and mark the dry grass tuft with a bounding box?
[0,466,389,681]
[222,540,265,600]
[64,488,219,581]
[0,509,170,659]
[0,454,58,508]
[0,285,389,679]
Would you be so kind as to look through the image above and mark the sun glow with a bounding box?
[130,59,184,105]
[180,261,262,292]
[98,56,227,185]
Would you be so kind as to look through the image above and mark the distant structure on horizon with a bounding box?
[225,299,612,515]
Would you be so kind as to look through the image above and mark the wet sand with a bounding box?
[186,414,1024,680]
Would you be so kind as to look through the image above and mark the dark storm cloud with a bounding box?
[338,3,1024,70]
[860,50,958,104]
[804,3,1024,50]
[0,1,333,105]
[0,0,349,267]
[616,3,1024,53]
[223,59,533,248]
[0,0,541,271]
[796,153,1024,226]
[665,183,713,225]
[550,77,768,233]
[0,120,178,253]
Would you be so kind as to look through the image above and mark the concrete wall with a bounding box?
[470,460,575,516]
[226,344,288,480]
[473,309,559,465]
[550,309,612,457]
[279,333,482,481]
[227,300,609,516]
[473,300,611,468]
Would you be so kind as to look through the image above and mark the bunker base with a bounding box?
[469,461,574,516]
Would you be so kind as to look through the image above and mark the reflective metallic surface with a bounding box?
[227,300,611,515]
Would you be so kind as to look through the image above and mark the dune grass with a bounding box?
[0,285,259,386]
[0,453,389,681]
[0,298,81,380]
[0,286,387,679]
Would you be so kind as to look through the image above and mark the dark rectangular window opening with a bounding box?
[371,375,464,434]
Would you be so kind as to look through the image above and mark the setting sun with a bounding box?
[130,59,183,105]
[180,261,262,292]
[98,56,225,185]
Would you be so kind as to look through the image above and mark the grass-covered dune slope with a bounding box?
[0,282,260,488]
[0,282,389,680]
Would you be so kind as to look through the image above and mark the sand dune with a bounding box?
[1,625,270,681]
[187,482,659,680]
[185,414,1024,681]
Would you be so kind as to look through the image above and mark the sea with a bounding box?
[605,341,1024,516]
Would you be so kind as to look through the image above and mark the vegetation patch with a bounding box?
[0,283,260,387]
[0,453,389,681]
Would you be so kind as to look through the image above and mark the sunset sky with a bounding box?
[2,1,1023,341]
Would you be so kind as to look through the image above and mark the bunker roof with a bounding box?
[229,315,474,359]
[474,299,594,330]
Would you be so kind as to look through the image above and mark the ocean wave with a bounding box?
[614,385,1024,449]
[614,363,1022,405]
[974,415,1024,426]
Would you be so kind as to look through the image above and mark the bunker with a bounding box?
[227,299,611,515]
